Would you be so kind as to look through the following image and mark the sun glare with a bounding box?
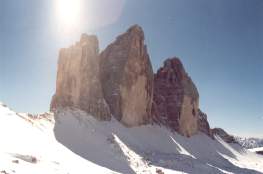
[54,0,84,34]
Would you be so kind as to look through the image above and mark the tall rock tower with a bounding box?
[100,25,154,126]
[51,34,111,120]
[152,58,199,136]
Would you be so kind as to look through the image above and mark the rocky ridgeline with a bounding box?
[51,25,217,138]
[211,128,236,143]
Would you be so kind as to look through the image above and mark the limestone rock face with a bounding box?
[197,109,212,137]
[50,25,214,136]
[100,25,154,126]
[152,58,199,136]
[50,34,111,120]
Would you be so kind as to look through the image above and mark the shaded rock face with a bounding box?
[51,34,111,120]
[152,58,199,136]
[212,128,236,143]
[100,25,154,126]
[198,109,212,137]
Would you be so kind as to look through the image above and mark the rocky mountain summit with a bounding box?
[100,25,153,126]
[152,58,199,137]
[51,25,226,138]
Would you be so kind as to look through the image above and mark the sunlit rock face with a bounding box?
[100,25,154,126]
[152,58,199,137]
[50,34,111,120]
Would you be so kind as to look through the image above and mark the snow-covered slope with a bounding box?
[1,103,263,174]
[53,109,263,174]
[0,103,120,174]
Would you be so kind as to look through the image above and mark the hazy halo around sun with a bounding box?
[54,0,85,34]
[52,0,125,39]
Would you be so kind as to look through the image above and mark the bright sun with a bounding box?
[54,0,84,33]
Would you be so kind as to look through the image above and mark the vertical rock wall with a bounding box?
[152,58,199,136]
[100,25,154,126]
[51,34,111,120]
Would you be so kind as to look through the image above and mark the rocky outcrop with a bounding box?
[212,128,236,143]
[152,58,199,136]
[100,25,154,126]
[50,34,111,120]
[198,109,212,137]
[51,25,154,126]
[50,25,215,137]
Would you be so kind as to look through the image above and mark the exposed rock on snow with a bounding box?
[50,34,111,120]
[257,151,263,155]
[152,58,200,136]
[249,147,263,155]
[212,128,237,143]
[100,25,154,126]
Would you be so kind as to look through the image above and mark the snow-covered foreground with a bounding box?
[0,103,263,174]
[0,104,118,174]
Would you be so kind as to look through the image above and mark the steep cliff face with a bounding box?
[100,25,154,126]
[50,34,111,120]
[152,58,199,136]
[50,25,214,138]
[198,109,212,137]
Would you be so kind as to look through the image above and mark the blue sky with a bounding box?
[0,0,262,138]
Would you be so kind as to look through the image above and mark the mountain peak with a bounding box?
[127,24,144,34]
[80,33,98,45]
[114,24,145,42]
